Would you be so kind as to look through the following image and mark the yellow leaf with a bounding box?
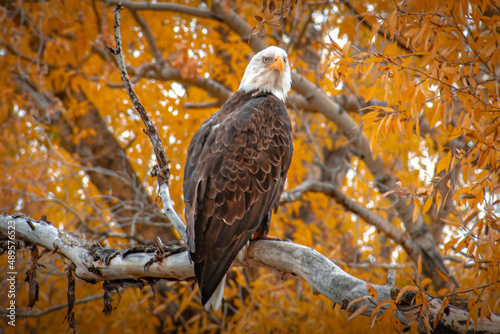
[413,200,420,223]
[393,318,403,333]
[420,278,432,287]
[370,22,381,41]
[444,237,459,255]
[422,196,433,214]
[365,77,380,102]
[347,296,371,311]
[384,42,398,56]
[387,9,398,40]
[436,150,452,174]
[416,90,426,110]
[396,285,418,302]
[342,41,351,56]
[410,319,418,334]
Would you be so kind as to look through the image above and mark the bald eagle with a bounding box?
[183,46,293,310]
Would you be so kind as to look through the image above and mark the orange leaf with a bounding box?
[366,282,379,301]
[347,296,370,310]
[435,268,451,283]
[420,278,432,287]
[365,77,381,102]
[412,200,420,223]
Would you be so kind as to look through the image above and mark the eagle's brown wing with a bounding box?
[183,91,293,304]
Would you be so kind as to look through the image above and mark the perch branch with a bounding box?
[1,214,499,333]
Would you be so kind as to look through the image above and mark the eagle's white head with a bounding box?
[238,46,292,102]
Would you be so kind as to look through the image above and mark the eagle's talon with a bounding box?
[254,235,282,242]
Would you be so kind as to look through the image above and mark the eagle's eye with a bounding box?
[262,56,269,63]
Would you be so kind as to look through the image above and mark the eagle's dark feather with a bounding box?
[183,89,293,305]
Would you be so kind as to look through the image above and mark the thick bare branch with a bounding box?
[104,0,214,19]
[1,214,498,333]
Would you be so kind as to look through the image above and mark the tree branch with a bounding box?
[104,0,215,19]
[91,43,376,115]
[1,41,58,69]
[1,294,105,317]
[1,214,498,333]
[129,9,164,65]
[108,5,169,172]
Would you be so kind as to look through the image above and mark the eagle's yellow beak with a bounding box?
[269,55,284,75]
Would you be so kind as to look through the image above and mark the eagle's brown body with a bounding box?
[183,89,293,305]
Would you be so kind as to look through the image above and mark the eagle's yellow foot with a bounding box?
[254,235,282,241]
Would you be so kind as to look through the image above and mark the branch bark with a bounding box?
[108,5,169,174]
[1,214,498,334]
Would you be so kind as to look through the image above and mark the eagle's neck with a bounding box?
[237,86,286,102]
[223,90,272,109]
[238,69,290,102]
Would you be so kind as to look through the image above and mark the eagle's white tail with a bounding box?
[205,274,226,311]
[205,243,249,311]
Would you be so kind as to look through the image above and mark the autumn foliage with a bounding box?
[1,0,500,333]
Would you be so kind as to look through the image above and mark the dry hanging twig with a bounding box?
[107,5,187,243]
